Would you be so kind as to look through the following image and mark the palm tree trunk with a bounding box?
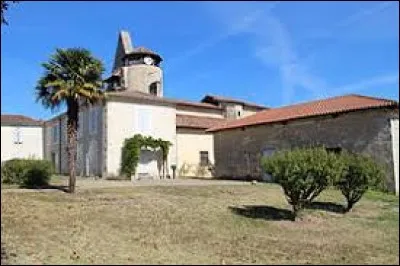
[67,100,79,193]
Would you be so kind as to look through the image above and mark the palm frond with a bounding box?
[36,47,106,111]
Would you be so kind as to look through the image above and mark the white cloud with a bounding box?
[171,2,398,105]
[247,12,329,105]
[167,1,280,71]
[205,2,398,104]
[328,73,399,96]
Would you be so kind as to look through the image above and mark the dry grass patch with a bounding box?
[1,183,398,265]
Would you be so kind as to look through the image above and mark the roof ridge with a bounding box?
[176,114,225,120]
[344,93,399,103]
[264,94,397,111]
[202,94,268,109]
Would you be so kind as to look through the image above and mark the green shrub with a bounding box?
[1,159,28,184]
[262,147,342,218]
[335,152,386,212]
[1,159,53,188]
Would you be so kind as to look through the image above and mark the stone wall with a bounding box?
[213,108,399,191]
[123,65,163,96]
[44,104,104,177]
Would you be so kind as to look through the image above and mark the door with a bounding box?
[261,147,276,181]
[391,119,399,195]
[51,152,57,172]
[137,150,158,180]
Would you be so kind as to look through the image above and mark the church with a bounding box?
[41,31,267,179]
[1,31,398,194]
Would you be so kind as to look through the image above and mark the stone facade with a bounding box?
[44,103,104,176]
[213,108,399,192]
[122,64,163,96]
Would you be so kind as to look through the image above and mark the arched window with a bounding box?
[149,82,158,96]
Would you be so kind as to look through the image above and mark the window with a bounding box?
[200,151,209,166]
[13,127,22,144]
[78,112,83,139]
[137,108,152,134]
[149,82,157,96]
[262,147,276,158]
[89,107,98,134]
[237,111,241,117]
[52,125,59,143]
[61,119,66,142]
[326,147,342,154]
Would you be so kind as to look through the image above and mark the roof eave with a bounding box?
[207,104,399,133]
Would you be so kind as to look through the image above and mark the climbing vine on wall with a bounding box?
[120,134,172,178]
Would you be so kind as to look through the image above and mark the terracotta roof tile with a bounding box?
[207,94,399,132]
[1,114,43,126]
[176,114,226,129]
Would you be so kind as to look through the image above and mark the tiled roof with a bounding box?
[107,90,222,110]
[124,46,162,61]
[207,94,399,132]
[176,114,226,129]
[1,114,43,126]
[201,94,268,109]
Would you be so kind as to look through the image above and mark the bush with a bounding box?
[262,147,342,218]
[1,159,53,188]
[1,159,28,184]
[335,152,386,212]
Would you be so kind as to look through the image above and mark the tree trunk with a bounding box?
[345,201,354,213]
[67,100,79,193]
[162,159,166,179]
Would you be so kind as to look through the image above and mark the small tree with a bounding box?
[262,147,342,219]
[336,152,386,212]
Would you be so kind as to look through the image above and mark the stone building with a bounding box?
[40,31,266,179]
[2,30,398,195]
[208,95,399,194]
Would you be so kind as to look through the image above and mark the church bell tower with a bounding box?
[104,31,163,97]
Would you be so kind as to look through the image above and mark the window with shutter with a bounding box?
[200,151,209,166]
[13,127,22,144]
[137,107,152,135]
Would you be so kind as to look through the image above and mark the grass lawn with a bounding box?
[1,183,399,265]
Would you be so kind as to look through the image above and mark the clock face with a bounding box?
[144,56,154,65]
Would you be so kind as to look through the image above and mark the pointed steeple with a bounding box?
[112,30,134,71]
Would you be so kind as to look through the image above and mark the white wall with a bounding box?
[391,119,399,195]
[1,125,43,162]
[106,100,176,178]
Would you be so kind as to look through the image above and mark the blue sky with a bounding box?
[1,1,399,120]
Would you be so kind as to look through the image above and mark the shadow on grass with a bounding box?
[19,184,70,193]
[229,205,295,221]
[305,201,345,214]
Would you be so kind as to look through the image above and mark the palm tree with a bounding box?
[36,48,105,193]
